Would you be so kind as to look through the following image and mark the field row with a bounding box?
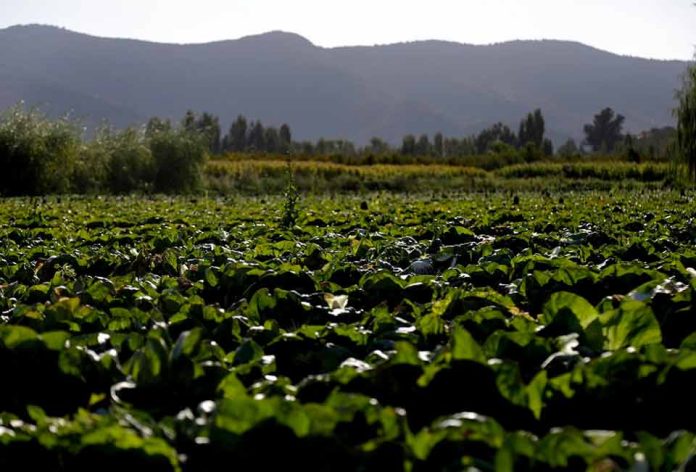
[205,159,672,193]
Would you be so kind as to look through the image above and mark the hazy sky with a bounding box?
[2,0,695,60]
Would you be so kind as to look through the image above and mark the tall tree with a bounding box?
[263,127,280,153]
[475,123,517,153]
[315,138,328,155]
[367,137,390,154]
[415,134,431,156]
[177,111,221,154]
[279,124,292,153]
[224,115,248,152]
[401,134,417,155]
[196,112,221,154]
[433,132,444,157]
[676,61,696,180]
[444,137,475,156]
[247,121,265,151]
[182,110,196,132]
[583,108,625,152]
[518,109,545,148]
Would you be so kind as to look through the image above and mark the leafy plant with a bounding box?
[281,161,300,228]
[0,191,694,469]
[0,104,81,195]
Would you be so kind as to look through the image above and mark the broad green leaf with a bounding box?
[450,326,485,363]
[391,341,421,365]
[601,300,662,350]
[170,328,203,361]
[39,331,70,350]
[0,325,38,348]
[232,339,264,366]
[217,373,248,398]
[541,292,598,328]
[246,288,276,322]
[527,371,548,419]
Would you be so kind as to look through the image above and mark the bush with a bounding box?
[675,63,696,181]
[71,127,155,194]
[0,105,81,195]
[102,128,154,194]
[149,128,208,194]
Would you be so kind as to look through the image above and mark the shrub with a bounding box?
[0,105,81,195]
[149,127,208,194]
[102,128,154,194]
[71,127,156,194]
[675,63,696,181]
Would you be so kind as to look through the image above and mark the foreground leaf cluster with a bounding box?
[1,192,696,470]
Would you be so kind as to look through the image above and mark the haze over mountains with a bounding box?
[0,24,689,144]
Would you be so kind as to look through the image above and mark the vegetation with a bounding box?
[0,103,683,196]
[205,160,492,194]
[220,115,293,154]
[0,105,208,196]
[1,192,696,469]
[280,162,300,228]
[676,61,696,180]
[583,108,625,153]
[93,127,154,194]
[149,126,207,194]
[0,106,81,195]
[204,158,674,194]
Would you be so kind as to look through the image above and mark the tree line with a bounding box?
[159,112,294,155]
[183,106,636,159]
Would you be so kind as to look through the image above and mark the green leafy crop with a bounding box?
[1,191,696,470]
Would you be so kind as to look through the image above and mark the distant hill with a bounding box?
[0,25,689,144]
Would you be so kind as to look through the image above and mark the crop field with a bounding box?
[2,191,696,470]
[204,159,672,194]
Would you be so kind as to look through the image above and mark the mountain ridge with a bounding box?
[0,24,689,144]
[4,24,684,62]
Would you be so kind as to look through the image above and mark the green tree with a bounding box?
[518,109,545,148]
[675,62,696,180]
[445,137,476,156]
[279,124,292,153]
[247,121,265,152]
[401,134,417,155]
[298,141,315,155]
[475,123,517,153]
[177,111,221,154]
[557,138,579,157]
[367,137,390,154]
[315,138,328,155]
[263,127,280,153]
[583,108,625,152]
[223,115,248,152]
[633,127,675,160]
[415,134,431,156]
[196,112,221,154]
[433,132,444,157]
[182,110,196,132]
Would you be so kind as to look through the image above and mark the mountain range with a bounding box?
[0,24,689,144]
